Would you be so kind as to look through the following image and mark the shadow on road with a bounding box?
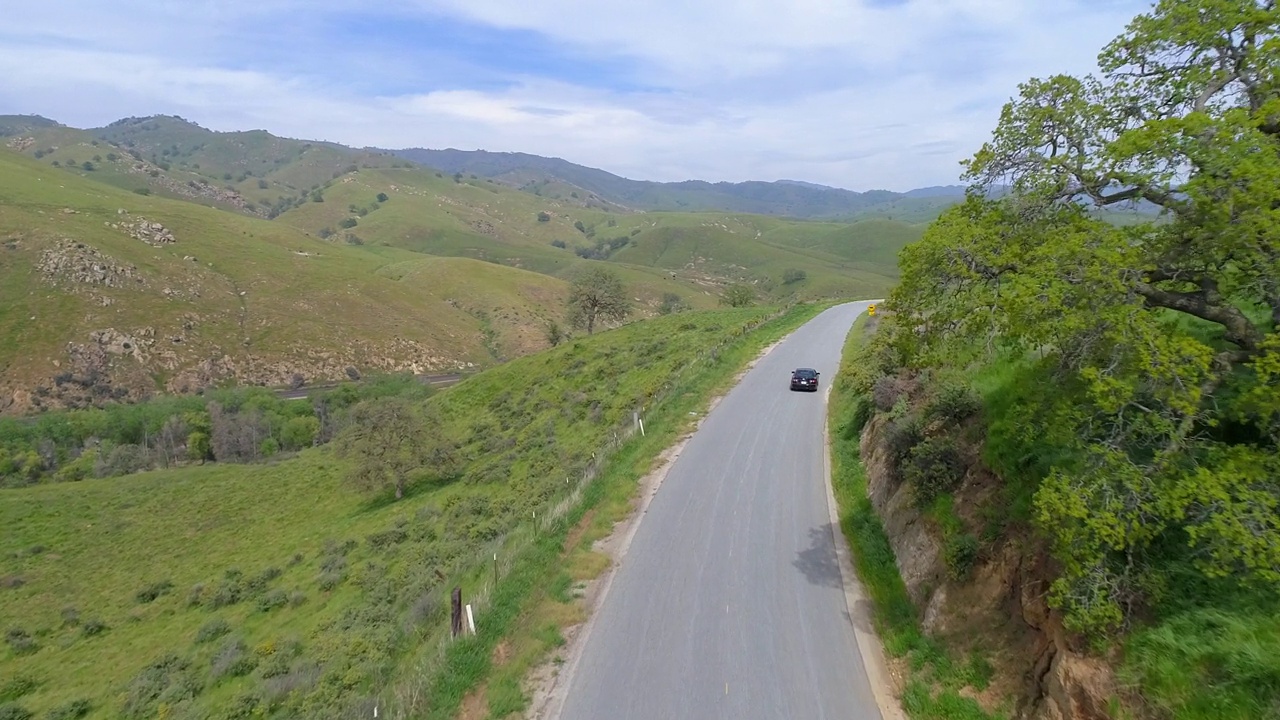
[793,524,844,589]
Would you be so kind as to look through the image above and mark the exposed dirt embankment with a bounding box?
[860,412,1118,720]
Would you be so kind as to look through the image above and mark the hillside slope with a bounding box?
[0,150,571,415]
[0,306,801,720]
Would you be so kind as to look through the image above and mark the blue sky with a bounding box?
[1,0,1151,191]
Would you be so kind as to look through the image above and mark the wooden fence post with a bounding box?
[451,587,462,638]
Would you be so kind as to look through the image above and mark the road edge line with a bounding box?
[823,374,906,720]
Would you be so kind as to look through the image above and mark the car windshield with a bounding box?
[794,369,816,378]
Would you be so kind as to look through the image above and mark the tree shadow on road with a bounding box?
[793,524,844,589]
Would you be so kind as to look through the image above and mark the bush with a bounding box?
[195,619,231,644]
[537,211,551,222]
[550,239,566,248]
[4,628,35,655]
[211,639,257,681]
[135,580,174,604]
[46,699,92,720]
[257,589,288,612]
[0,704,32,720]
[927,383,982,426]
[944,533,980,580]
[0,675,37,702]
[904,437,967,508]
[339,218,357,229]
[122,654,202,719]
[782,268,807,284]
[885,415,924,466]
[81,619,107,637]
[872,375,902,412]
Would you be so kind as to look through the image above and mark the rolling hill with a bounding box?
[1,112,924,415]
[0,150,587,415]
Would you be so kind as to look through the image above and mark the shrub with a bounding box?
[211,639,257,681]
[872,375,902,412]
[0,704,32,720]
[122,654,202,719]
[927,383,982,426]
[0,675,37,702]
[537,211,551,222]
[550,239,566,248]
[944,533,980,580]
[257,589,288,612]
[195,619,231,644]
[904,437,967,508]
[885,415,924,467]
[339,218,357,229]
[376,192,388,202]
[46,699,92,720]
[288,591,307,608]
[4,628,35,655]
[81,619,107,637]
[782,268,807,284]
[135,580,174,604]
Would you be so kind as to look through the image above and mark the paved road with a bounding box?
[555,301,883,720]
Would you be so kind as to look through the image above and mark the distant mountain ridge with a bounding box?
[381,147,967,219]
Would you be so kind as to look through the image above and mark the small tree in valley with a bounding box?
[332,397,453,500]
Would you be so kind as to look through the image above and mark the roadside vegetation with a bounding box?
[835,2,1280,718]
[0,303,824,719]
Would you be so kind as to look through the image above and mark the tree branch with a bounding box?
[1134,276,1263,353]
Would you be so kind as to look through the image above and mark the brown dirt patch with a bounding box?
[492,640,513,667]
[456,685,489,720]
[562,508,596,554]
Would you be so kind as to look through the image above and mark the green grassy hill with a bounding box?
[0,150,580,414]
[0,306,800,720]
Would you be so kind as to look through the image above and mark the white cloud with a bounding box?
[0,0,1154,190]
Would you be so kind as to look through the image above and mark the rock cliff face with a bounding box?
[860,414,1118,720]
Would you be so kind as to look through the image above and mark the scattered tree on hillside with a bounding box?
[332,397,454,500]
[567,267,630,335]
[782,268,807,285]
[882,0,1280,635]
[658,292,691,315]
[376,192,388,203]
[720,283,755,308]
[537,211,551,222]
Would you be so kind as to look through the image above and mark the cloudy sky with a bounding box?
[2,0,1150,191]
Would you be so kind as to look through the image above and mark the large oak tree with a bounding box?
[884,0,1280,633]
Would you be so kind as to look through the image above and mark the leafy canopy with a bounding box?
[566,266,630,335]
[884,0,1280,635]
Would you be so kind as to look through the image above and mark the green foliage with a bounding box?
[658,292,691,315]
[0,676,37,703]
[720,283,755,308]
[376,192,388,203]
[781,267,807,284]
[46,699,91,720]
[566,266,630,335]
[332,397,454,500]
[904,437,967,509]
[0,704,32,720]
[882,0,1280,639]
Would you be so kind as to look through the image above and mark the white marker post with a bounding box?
[639,417,645,436]
[465,604,477,635]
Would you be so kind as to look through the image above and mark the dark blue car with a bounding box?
[790,367,820,392]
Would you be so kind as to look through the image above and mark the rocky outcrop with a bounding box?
[860,413,1118,720]
[37,240,146,291]
[110,210,176,246]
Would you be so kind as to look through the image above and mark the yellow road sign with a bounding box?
[868,304,876,316]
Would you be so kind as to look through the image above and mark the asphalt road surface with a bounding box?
[555,300,884,720]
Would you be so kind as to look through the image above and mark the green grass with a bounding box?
[1120,605,1280,720]
[0,304,815,719]
[829,314,1003,720]
[0,150,587,406]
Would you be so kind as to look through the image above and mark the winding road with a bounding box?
[551,300,888,720]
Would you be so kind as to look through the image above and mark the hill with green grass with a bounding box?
[0,150,589,415]
[0,304,816,720]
